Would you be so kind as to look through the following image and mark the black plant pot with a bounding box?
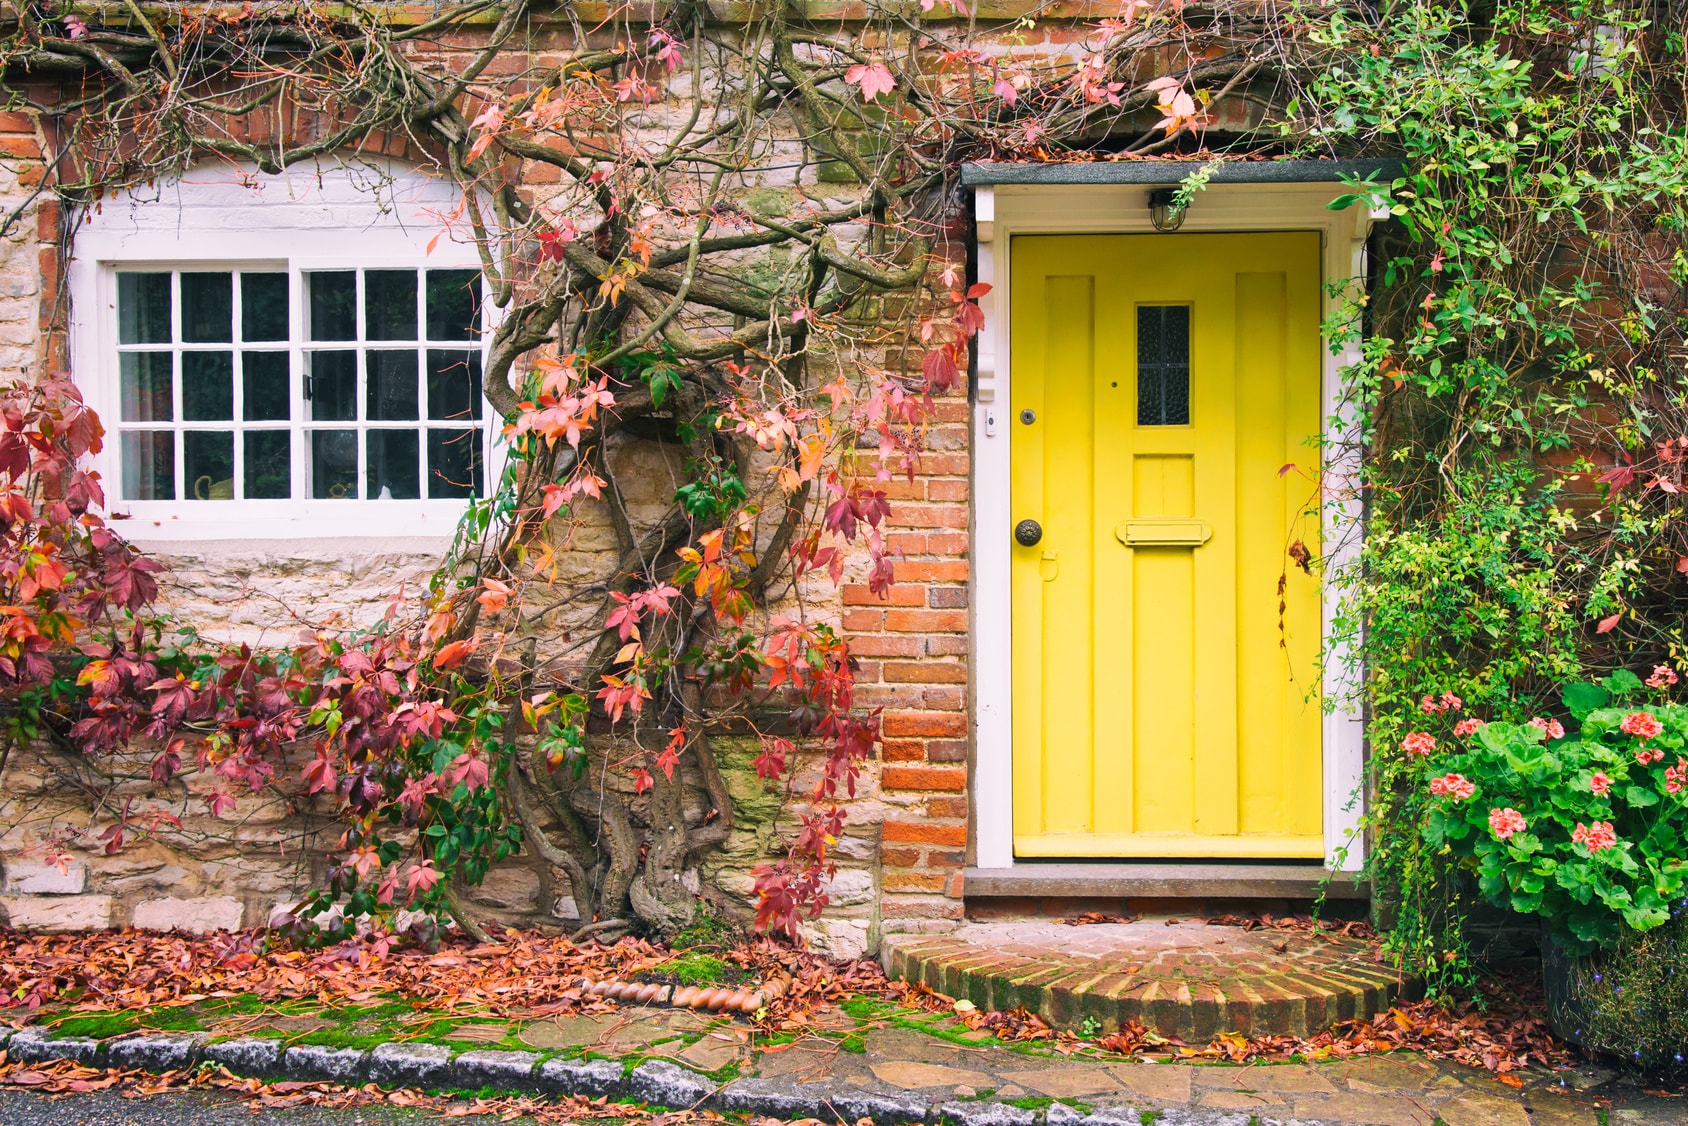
[1540,921,1590,1047]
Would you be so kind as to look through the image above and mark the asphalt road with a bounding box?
[0,1087,531,1125]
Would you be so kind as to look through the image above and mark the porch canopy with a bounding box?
[960,158,1406,185]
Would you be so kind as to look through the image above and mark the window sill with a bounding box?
[109,500,475,541]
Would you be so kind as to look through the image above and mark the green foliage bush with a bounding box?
[1422,671,1688,952]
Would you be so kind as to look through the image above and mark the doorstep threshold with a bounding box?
[964,861,1368,900]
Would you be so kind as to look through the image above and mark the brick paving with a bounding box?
[882,920,1413,1039]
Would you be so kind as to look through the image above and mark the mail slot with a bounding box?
[1115,519,1213,547]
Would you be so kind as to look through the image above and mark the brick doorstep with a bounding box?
[881,921,1418,1039]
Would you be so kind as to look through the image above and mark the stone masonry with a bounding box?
[0,7,989,954]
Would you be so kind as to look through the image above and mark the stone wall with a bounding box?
[0,10,985,956]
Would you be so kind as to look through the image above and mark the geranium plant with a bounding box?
[1420,669,1688,952]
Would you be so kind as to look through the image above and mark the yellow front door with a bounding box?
[1010,232,1324,858]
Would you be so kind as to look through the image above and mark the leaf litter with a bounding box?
[2,926,1573,1082]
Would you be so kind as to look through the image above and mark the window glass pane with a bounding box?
[181,273,233,343]
[308,271,357,341]
[118,273,172,344]
[365,270,418,341]
[243,351,290,421]
[245,430,291,499]
[427,350,483,421]
[426,270,481,342]
[428,428,483,498]
[367,351,419,420]
[185,431,235,501]
[183,351,234,421]
[308,350,357,422]
[121,431,175,500]
[311,430,358,499]
[241,273,289,342]
[1137,304,1190,427]
[119,352,173,422]
[367,430,420,500]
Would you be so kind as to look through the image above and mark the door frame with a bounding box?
[969,176,1386,873]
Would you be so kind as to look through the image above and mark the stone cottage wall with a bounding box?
[0,7,985,954]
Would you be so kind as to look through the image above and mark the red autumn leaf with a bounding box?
[843,61,896,102]
[1596,612,1621,634]
[432,638,478,670]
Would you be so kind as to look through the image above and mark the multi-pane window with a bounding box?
[1136,304,1191,427]
[113,267,484,503]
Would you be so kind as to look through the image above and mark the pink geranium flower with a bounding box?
[1589,771,1612,797]
[1454,717,1483,737]
[1401,732,1436,757]
[1429,773,1476,800]
[1572,821,1618,853]
[1637,747,1666,767]
[1648,665,1679,689]
[1621,711,1664,740]
[1530,716,1566,739]
[1666,759,1686,795]
[1488,807,1527,840]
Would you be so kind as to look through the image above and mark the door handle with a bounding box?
[1015,519,1043,546]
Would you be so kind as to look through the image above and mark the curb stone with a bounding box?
[369,1042,453,1088]
[0,1029,1309,1126]
[538,1055,625,1096]
[825,1091,939,1125]
[201,1036,283,1077]
[283,1043,369,1085]
[105,1033,206,1072]
[629,1059,711,1107]
[7,1028,101,1066]
[452,1049,543,1088]
[715,1077,822,1119]
[940,1102,1041,1126]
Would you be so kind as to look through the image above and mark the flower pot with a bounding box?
[1539,921,1590,1047]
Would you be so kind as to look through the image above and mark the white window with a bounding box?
[71,162,494,539]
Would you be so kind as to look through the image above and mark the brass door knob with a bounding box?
[1015,519,1043,547]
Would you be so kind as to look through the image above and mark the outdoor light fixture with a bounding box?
[1148,188,1186,232]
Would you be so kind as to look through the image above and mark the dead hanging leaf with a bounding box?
[1287,539,1312,575]
[1596,612,1622,634]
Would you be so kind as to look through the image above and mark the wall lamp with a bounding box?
[1148,188,1186,232]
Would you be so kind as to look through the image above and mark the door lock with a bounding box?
[1015,519,1043,546]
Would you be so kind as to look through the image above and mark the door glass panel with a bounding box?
[181,273,233,343]
[311,430,358,499]
[241,273,289,341]
[1137,304,1190,427]
[120,352,173,422]
[185,431,234,500]
[183,352,234,420]
[245,430,291,499]
[118,273,172,344]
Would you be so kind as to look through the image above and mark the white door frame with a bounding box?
[969,179,1383,872]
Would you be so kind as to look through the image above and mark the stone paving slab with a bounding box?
[883,920,1413,1039]
[9,993,1683,1125]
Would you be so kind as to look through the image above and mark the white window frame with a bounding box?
[969,180,1386,873]
[69,165,501,540]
